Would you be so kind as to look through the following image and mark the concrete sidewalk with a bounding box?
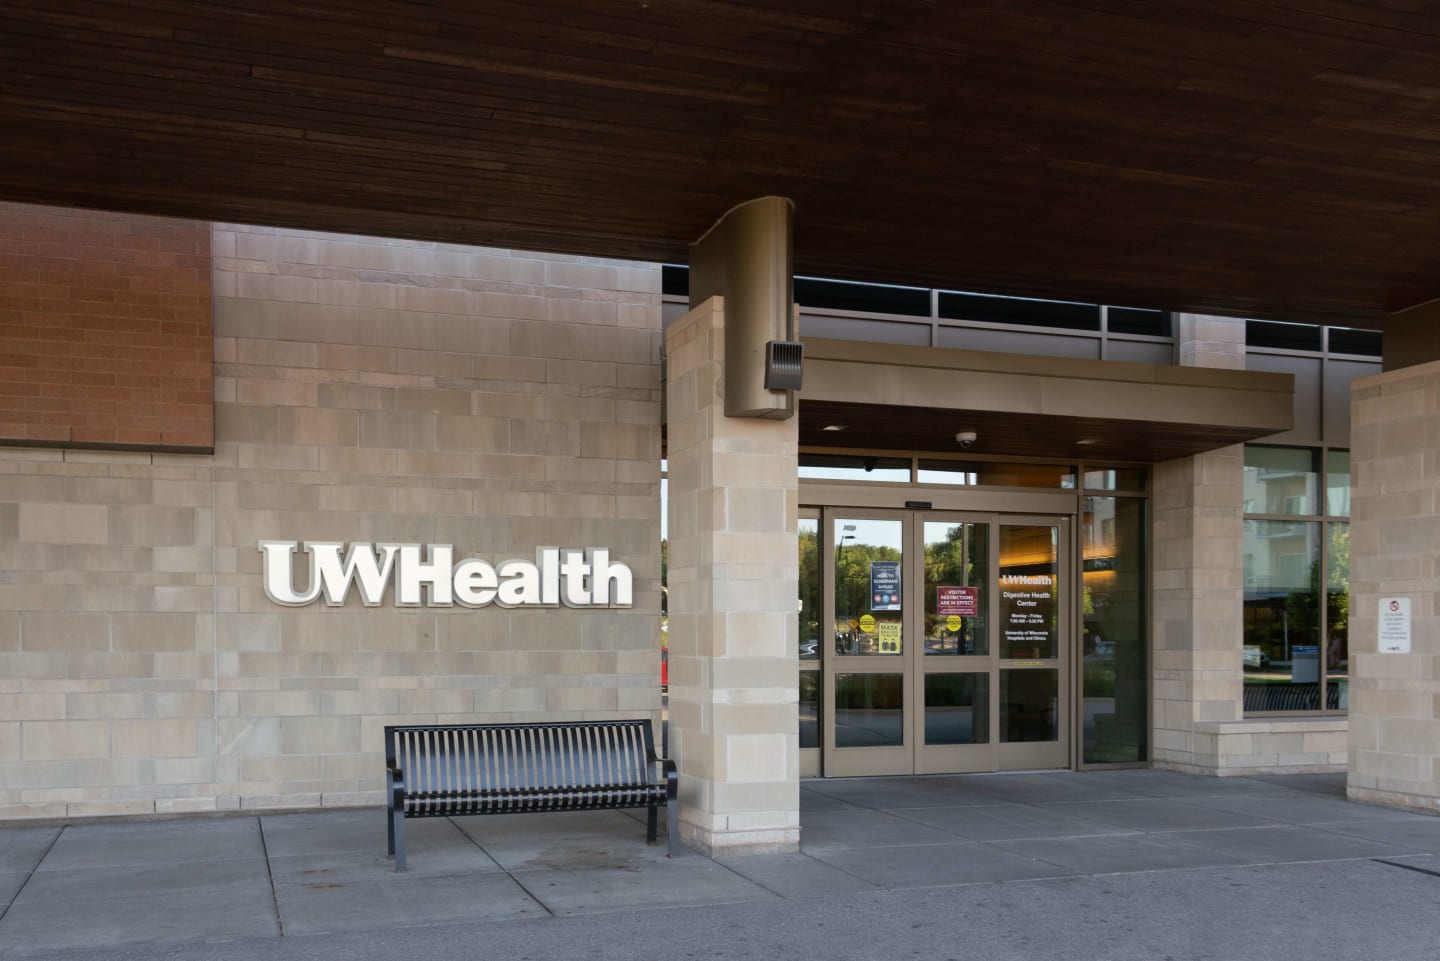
[2,769,1440,960]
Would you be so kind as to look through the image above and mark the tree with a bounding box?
[798,526,820,648]
[1326,524,1350,669]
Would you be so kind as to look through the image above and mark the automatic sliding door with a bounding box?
[820,511,1072,776]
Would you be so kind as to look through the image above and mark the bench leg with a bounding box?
[646,804,658,845]
[392,808,407,873]
[386,804,395,857]
[666,801,678,858]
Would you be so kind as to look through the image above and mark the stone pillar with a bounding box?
[1151,315,1246,773]
[1348,359,1440,813]
[665,295,800,854]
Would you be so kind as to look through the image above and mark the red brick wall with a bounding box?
[0,202,212,450]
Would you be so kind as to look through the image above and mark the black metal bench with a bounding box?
[1242,682,1341,712]
[384,719,678,871]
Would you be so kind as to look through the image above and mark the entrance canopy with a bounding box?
[1,2,1438,325]
[798,338,1293,461]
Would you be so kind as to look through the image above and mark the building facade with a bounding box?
[0,204,662,818]
[0,198,1425,853]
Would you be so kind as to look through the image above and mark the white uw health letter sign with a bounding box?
[259,542,633,608]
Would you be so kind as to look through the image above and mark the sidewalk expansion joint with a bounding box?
[257,816,286,936]
[0,827,63,927]
[1370,858,1440,880]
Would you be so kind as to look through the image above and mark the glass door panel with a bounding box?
[922,521,988,656]
[835,674,905,747]
[1000,668,1060,742]
[996,520,1069,770]
[924,673,989,745]
[915,517,996,773]
[826,514,912,775]
[832,518,904,658]
[998,524,1059,660]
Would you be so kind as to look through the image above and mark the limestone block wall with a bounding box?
[0,446,219,817]
[0,220,663,817]
[1348,360,1440,812]
[1153,314,1345,776]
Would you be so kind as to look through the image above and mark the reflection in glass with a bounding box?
[1327,522,1349,711]
[799,670,820,749]
[1244,446,1320,516]
[1326,450,1351,517]
[918,460,1076,489]
[923,522,988,656]
[800,454,910,483]
[1082,468,1146,492]
[833,518,903,656]
[1242,519,1321,712]
[1081,497,1147,763]
[998,525,1059,659]
[1000,669,1058,742]
[925,673,989,745]
[799,518,819,660]
[835,674,904,747]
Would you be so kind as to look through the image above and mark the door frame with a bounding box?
[818,506,1073,776]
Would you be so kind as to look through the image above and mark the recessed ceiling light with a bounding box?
[1076,438,1099,446]
[822,425,847,431]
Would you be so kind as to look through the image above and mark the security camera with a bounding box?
[956,430,978,449]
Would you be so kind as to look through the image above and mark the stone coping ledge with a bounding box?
[1195,717,1348,736]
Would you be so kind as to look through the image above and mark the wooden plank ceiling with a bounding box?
[3,1,1440,325]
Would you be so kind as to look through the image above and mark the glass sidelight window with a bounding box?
[799,670,820,749]
[1242,446,1349,714]
[799,516,821,752]
[799,518,820,662]
[1080,495,1147,763]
